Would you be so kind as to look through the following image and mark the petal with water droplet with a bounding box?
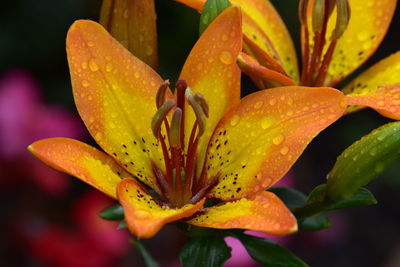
[179,6,242,178]
[28,138,130,198]
[67,20,166,190]
[117,179,205,238]
[344,52,400,120]
[204,87,346,200]
[188,191,297,235]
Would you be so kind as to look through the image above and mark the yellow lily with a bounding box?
[175,0,400,120]
[29,7,347,238]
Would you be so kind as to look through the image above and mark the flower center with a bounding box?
[150,80,219,208]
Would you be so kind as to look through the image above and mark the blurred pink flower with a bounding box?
[23,190,130,267]
[0,69,84,195]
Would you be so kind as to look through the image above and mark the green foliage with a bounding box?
[98,204,124,220]
[199,0,231,35]
[326,121,400,200]
[180,235,231,267]
[235,233,308,267]
[268,187,307,209]
[299,214,331,230]
[131,239,160,267]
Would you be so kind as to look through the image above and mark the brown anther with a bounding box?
[194,93,209,118]
[185,88,206,137]
[331,0,350,40]
[312,0,326,33]
[298,0,308,25]
[156,80,170,108]
[170,108,183,148]
[151,99,176,138]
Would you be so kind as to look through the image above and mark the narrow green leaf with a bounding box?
[299,214,331,230]
[118,220,127,229]
[235,233,308,267]
[98,204,124,220]
[180,236,231,267]
[199,0,231,35]
[268,187,307,210]
[327,121,400,200]
[325,187,377,210]
[131,239,160,267]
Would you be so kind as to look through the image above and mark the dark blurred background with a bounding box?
[0,0,399,266]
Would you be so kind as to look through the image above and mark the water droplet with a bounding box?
[357,31,369,41]
[269,99,276,106]
[134,72,140,78]
[105,63,113,72]
[87,41,94,47]
[369,148,377,156]
[197,63,203,70]
[221,34,229,41]
[89,58,99,72]
[81,80,90,87]
[272,134,285,145]
[261,118,273,129]
[256,147,263,154]
[219,51,233,64]
[377,100,385,107]
[145,45,153,56]
[286,110,294,116]
[280,146,289,155]
[287,98,293,105]
[230,115,240,126]
[254,101,263,109]
[81,61,88,69]
[134,210,151,219]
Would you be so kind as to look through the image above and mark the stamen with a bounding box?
[194,93,209,118]
[312,0,326,33]
[170,108,183,148]
[330,0,350,41]
[185,88,206,137]
[156,80,170,108]
[151,99,176,138]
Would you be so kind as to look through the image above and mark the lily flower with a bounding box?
[29,7,347,238]
[175,0,400,120]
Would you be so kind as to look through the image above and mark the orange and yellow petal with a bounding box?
[205,87,346,200]
[99,0,158,69]
[179,6,242,176]
[173,0,205,11]
[67,20,166,191]
[315,0,397,86]
[233,0,299,82]
[343,51,400,119]
[188,191,297,235]
[117,179,205,238]
[28,138,130,198]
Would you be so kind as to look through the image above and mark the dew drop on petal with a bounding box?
[87,41,95,47]
[219,51,233,65]
[81,80,90,87]
[254,101,263,109]
[230,115,240,126]
[272,134,285,145]
[105,63,113,72]
[280,146,289,155]
[89,58,99,72]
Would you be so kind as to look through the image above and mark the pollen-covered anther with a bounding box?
[170,108,183,148]
[156,80,170,108]
[330,0,351,41]
[151,99,176,138]
[185,88,207,136]
[194,93,209,118]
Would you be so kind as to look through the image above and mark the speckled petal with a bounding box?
[28,138,130,198]
[179,6,242,177]
[67,20,166,192]
[117,179,205,238]
[311,0,397,86]
[99,0,157,69]
[343,52,400,119]
[205,87,346,200]
[188,191,297,235]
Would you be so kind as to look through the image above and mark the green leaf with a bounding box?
[299,214,331,230]
[235,233,308,267]
[131,239,160,267]
[326,121,400,200]
[180,236,231,267]
[199,0,231,35]
[326,187,377,211]
[268,187,307,210]
[98,204,124,220]
[118,220,127,229]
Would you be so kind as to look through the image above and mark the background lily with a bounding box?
[174,0,400,121]
[28,6,347,240]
